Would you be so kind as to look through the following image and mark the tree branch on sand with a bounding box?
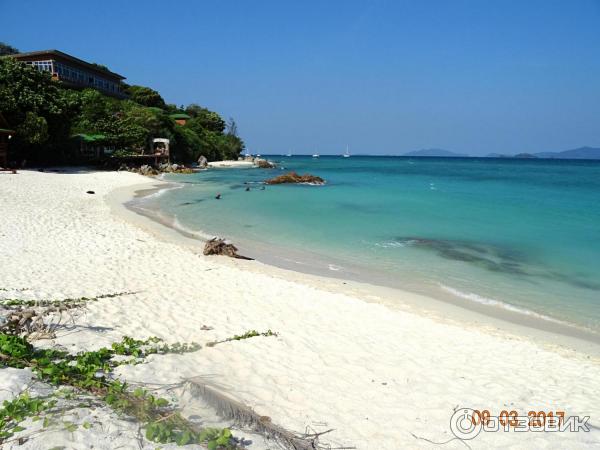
[186,379,351,450]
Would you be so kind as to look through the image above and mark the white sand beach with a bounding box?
[1,169,600,449]
[208,160,255,168]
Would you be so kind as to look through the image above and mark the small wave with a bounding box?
[374,239,419,249]
[143,183,184,200]
[328,264,343,271]
[171,216,215,241]
[439,284,569,326]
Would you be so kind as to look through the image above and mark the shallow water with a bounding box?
[141,156,600,333]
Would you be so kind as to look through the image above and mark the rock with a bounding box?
[86,191,95,194]
[255,159,276,169]
[264,171,325,185]
[139,165,158,176]
[197,155,208,168]
[171,163,179,171]
[203,238,254,260]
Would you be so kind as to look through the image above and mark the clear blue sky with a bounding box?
[3,0,600,155]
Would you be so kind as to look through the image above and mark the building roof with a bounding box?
[169,113,192,120]
[72,133,107,142]
[11,50,126,80]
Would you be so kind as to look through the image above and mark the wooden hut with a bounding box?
[71,133,111,161]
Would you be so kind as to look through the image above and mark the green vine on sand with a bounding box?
[0,333,234,448]
[206,329,278,347]
[0,393,57,442]
[0,291,137,307]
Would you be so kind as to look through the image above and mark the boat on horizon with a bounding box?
[343,145,351,158]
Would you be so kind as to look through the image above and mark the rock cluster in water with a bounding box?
[255,159,276,169]
[265,171,325,185]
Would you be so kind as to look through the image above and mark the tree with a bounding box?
[185,104,226,133]
[172,126,202,162]
[0,42,19,56]
[126,85,166,109]
[17,112,49,144]
[0,57,79,162]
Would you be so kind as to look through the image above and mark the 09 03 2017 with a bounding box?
[471,409,565,427]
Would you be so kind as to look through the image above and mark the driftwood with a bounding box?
[265,172,325,185]
[0,304,79,339]
[0,292,136,339]
[203,238,253,260]
[185,379,343,450]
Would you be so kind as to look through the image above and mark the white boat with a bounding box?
[312,153,319,158]
[286,150,293,157]
[343,145,350,158]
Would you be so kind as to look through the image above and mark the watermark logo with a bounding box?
[450,408,482,440]
[450,408,590,440]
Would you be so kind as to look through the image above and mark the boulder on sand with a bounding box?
[203,238,254,260]
[264,171,325,185]
[197,155,208,168]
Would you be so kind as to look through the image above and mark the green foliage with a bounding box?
[0,393,57,443]
[0,57,79,162]
[206,329,278,347]
[0,331,225,446]
[230,329,278,341]
[127,85,167,109]
[185,104,226,133]
[0,291,136,307]
[90,62,110,72]
[0,57,244,164]
[144,419,234,448]
[0,332,200,389]
[172,125,203,162]
[0,42,19,56]
[17,112,49,144]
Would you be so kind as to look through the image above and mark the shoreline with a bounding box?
[115,175,600,355]
[3,169,600,449]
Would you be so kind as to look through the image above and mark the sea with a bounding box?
[133,156,600,335]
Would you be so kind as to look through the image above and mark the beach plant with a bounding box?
[206,329,278,347]
[0,393,57,442]
[0,293,275,448]
[0,291,136,307]
[0,332,239,447]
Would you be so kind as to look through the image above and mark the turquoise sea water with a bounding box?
[139,157,600,333]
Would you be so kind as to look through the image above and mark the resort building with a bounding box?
[10,50,126,98]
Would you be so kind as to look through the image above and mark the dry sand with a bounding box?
[1,169,599,449]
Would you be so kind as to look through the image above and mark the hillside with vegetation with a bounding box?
[0,46,244,166]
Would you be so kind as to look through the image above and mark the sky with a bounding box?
[2,0,600,155]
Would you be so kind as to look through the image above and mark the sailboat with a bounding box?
[286,150,293,157]
[312,149,319,158]
[343,145,350,158]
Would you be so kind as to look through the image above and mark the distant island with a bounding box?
[486,147,600,160]
[403,148,467,157]
[406,146,600,160]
